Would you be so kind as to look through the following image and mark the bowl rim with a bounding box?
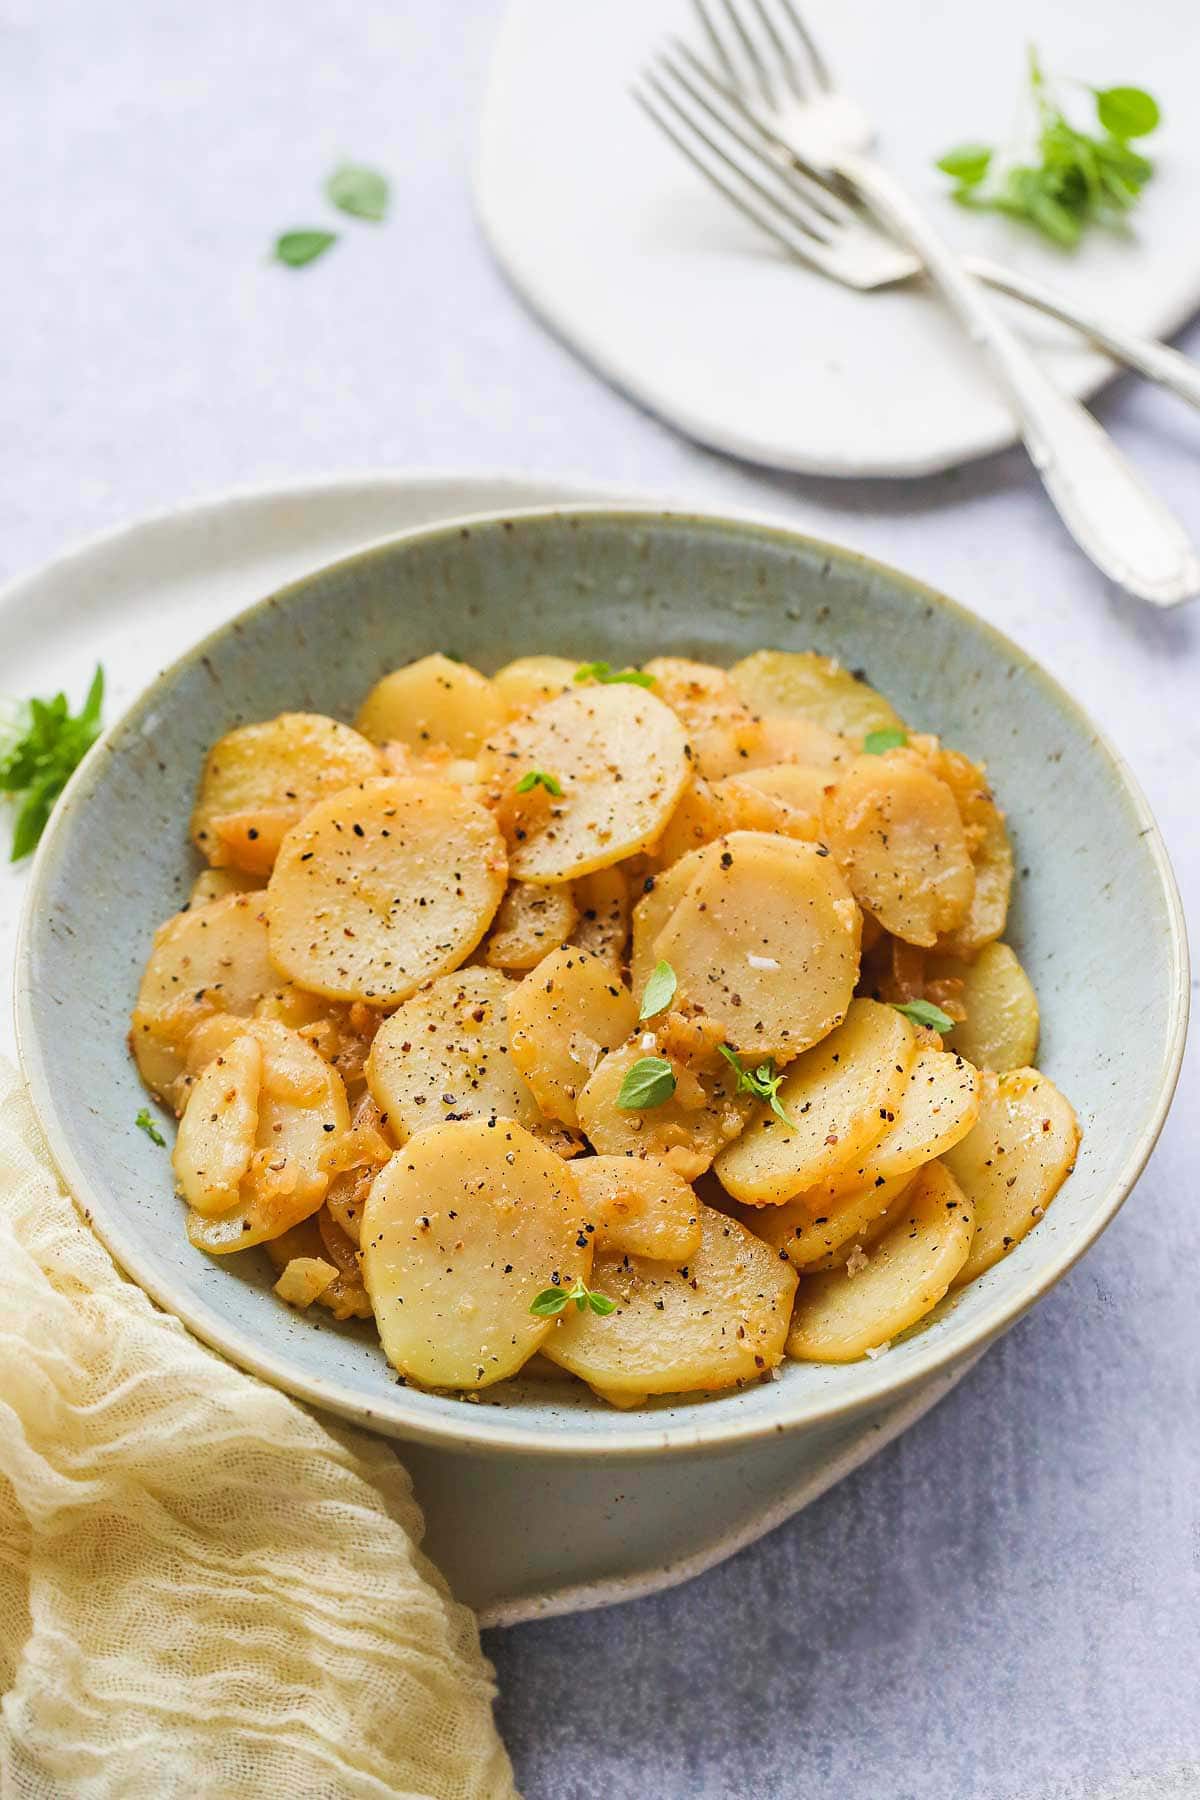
[14,501,1190,1460]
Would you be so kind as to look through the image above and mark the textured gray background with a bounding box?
[2,3,1197,1796]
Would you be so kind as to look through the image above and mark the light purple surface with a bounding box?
[2,4,1197,1797]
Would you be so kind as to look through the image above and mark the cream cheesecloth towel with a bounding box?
[0,1064,517,1800]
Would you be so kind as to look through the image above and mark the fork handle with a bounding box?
[836,151,1200,606]
[963,254,1200,413]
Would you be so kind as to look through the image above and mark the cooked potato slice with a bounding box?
[746,714,854,771]
[261,1218,324,1270]
[130,893,276,1101]
[368,966,542,1140]
[573,1156,702,1260]
[648,774,738,870]
[730,650,904,740]
[492,654,579,718]
[929,942,1039,1072]
[361,1118,589,1388]
[172,1033,262,1216]
[542,1206,796,1396]
[786,1161,975,1362]
[944,1067,1079,1285]
[822,754,974,947]
[629,845,713,998]
[936,772,1014,957]
[575,1039,754,1180]
[809,1048,982,1204]
[185,1019,350,1254]
[483,880,578,970]
[653,832,861,1057]
[568,866,631,969]
[355,653,505,757]
[191,713,381,874]
[742,1171,916,1272]
[508,947,638,1128]
[720,763,828,840]
[188,867,265,906]
[715,1000,917,1204]
[478,684,689,881]
[642,657,765,780]
[266,776,507,1005]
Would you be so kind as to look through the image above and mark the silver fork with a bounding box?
[636,3,1200,606]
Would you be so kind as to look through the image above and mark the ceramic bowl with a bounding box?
[15,506,1188,1458]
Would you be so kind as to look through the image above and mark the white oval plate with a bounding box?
[0,470,983,1623]
[477,0,1200,477]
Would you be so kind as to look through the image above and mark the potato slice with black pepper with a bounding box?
[355,653,505,757]
[188,867,265,907]
[629,845,714,998]
[542,1205,796,1398]
[185,1019,350,1254]
[928,941,1039,1072]
[718,763,827,842]
[361,1117,589,1389]
[130,893,277,1102]
[715,999,917,1205]
[653,832,861,1058]
[786,1160,974,1362]
[573,1155,702,1261]
[191,713,381,874]
[367,965,542,1140]
[822,753,975,947]
[483,880,578,970]
[944,1066,1079,1286]
[507,947,638,1128]
[641,656,765,780]
[172,1032,262,1216]
[478,684,689,882]
[730,650,904,741]
[568,866,631,969]
[575,1039,754,1180]
[492,654,579,719]
[933,757,1014,956]
[266,776,507,1005]
[807,1048,982,1205]
[742,1170,916,1272]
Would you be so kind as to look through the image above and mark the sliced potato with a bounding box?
[492,654,579,718]
[822,753,974,947]
[322,1092,394,1246]
[746,714,854,772]
[188,867,265,906]
[720,763,828,840]
[478,684,689,881]
[647,774,738,870]
[172,1033,262,1216]
[355,653,505,757]
[185,1019,350,1254]
[361,1118,589,1388]
[266,776,507,1005]
[573,1155,702,1261]
[641,657,765,780]
[786,1160,975,1362]
[483,880,578,970]
[653,832,861,1057]
[929,941,1039,1072]
[936,766,1014,956]
[742,1170,916,1272]
[367,965,542,1140]
[944,1066,1079,1285]
[809,1048,982,1205]
[629,845,714,998]
[191,713,381,874]
[575,1039,754,1180]
[130,893,276,1101]
[507,947,638,1128]
[542,1206,796,1396]
[730,650,904,740]
[714,999,917,1204]
[568,866,630,969]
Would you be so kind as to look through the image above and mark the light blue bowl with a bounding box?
[15,506,1188,1458]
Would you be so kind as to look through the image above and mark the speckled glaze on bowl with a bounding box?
[15,507,1188,1459]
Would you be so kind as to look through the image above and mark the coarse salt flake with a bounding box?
[746,953,781,971]
[864,1340,892,1360]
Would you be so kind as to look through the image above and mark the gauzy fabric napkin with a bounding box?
[0,1064,517,1800]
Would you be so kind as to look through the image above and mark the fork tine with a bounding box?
[773,0,833,93]
[692,0,740,90]
[651,48,841,236]
[743,0,803,100]
[714,0,778,108]
[670,40,854,229]
[638,67,834,247]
